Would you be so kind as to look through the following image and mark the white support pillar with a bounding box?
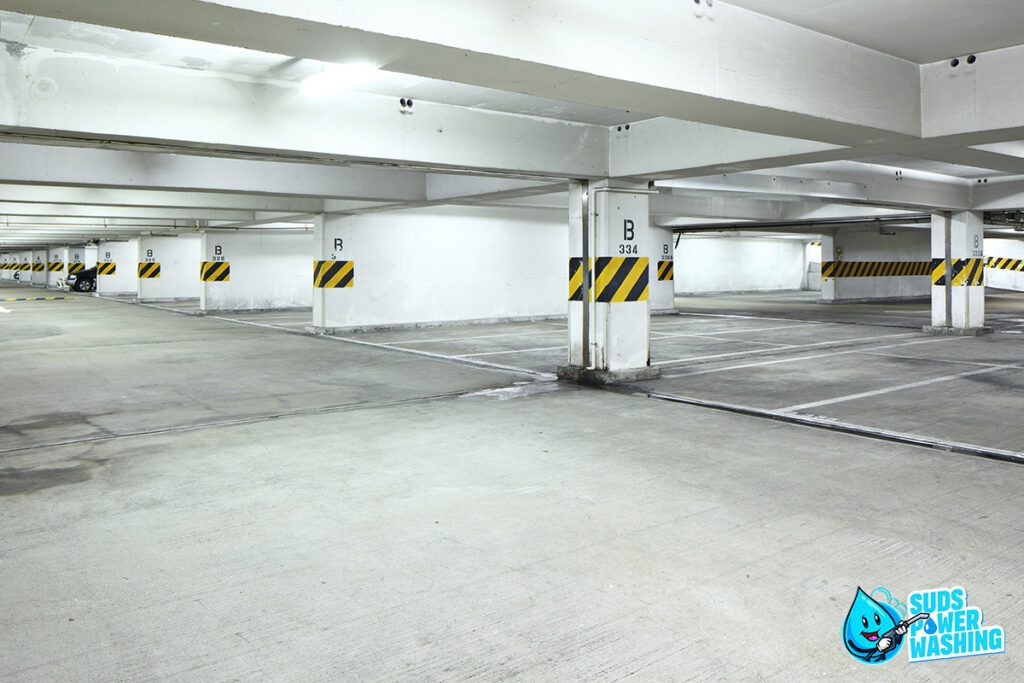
[649,226,675,313]
[30,249,47,287]
[560,179,658,384]
[138,235,202,302]
[926,211,990,336]
[45,246,67,289]
[96,240,140,297]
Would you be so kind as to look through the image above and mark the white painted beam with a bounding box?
[610,119,846,179]
[0,202,260,222]
[922,45,1024,139]
[971,177,1024,210]
[741,162,972,210]
[0,47,607,178]
[3,0,922,143]
[0,183,325,212]
[0,141,425,201]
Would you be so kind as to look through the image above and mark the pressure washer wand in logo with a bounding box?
[843,587,930,664]
[878,613,931,654]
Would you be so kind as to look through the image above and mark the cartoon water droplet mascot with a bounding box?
[843,588,909,664]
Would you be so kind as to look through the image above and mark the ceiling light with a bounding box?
[300,63,379,96]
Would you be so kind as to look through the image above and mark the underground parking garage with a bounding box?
[2,1,1024,679]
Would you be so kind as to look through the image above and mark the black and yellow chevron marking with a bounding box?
[821,261,931,279]
[97,262,117,276]
[67,263,85,274]
[201,261,230,282]
[594,256,649,303]
[986,257,1024,273]
[810,241,822,247]
[138,262,162,279]
[932,258,985,287]
[313,260,354,288]
[568,257,593,302]
[3,296,73,302]
[32,262,44,272]
[657,260,674,281]
[48,261,64,272]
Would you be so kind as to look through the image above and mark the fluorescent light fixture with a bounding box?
[300,63,379,96]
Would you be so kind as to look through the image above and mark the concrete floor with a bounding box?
[3,281,1024,679]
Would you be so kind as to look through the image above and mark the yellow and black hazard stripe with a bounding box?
[932,258,985,287]
[313,260,354,288]
[201,260,230,282]
[986,257,1024,273]
[3,296,73,302]
[138,262,162,279]
[821,261,931,279]
[67,263,85,274]
[657,260,674,281]
[594,256,649,303]
[96,262,117,276]
[568,257,592,301]
[32,262,45,272]
[48,261,64,272]
[809,241,822,247]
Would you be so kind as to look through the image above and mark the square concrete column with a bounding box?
[649,226,675,313]
[30,249,48,287]
[926,212,989,336]
[96,240,140,297]
[560,179,658,384]
[138,236,202,303]
[46,247,67,289]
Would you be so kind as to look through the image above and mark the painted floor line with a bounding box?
[381,328,563,346]
[208,314,554,379]
[661,337,960,378]
[327,334,555,378]
[652,322,825,337]
[777,363,1024,413]
[859,350,1007,369]
[650,332,920,367]
[454,344,567,358]
[632,388,1024,466]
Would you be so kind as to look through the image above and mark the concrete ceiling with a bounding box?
[724,0,1024,63]
[0,11,647,126]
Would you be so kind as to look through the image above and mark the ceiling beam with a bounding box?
[0,46,607,178]
[1,0,923,144]
[0,141,426,201]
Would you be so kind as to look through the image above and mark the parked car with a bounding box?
[65,266,97,292]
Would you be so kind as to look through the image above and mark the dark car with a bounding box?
[66,266,97,292]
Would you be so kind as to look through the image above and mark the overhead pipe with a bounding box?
[670,214,932,233]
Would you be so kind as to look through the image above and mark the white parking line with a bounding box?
[454,344,567,358]
[382,328,562,346]
[661,337,960,377]
[778,364,1024,413]
[651,322,824,338]
[651,332,920,367]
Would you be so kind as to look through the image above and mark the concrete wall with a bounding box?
[1,254,13,281]
[986,238,1024,291]
[201,231,312,312]
[803,242,822,291]
[314,205,566,330]
[96,240,140,296]
[822,227,931,302]
[138,236,202,302]
[674,236,805,294]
